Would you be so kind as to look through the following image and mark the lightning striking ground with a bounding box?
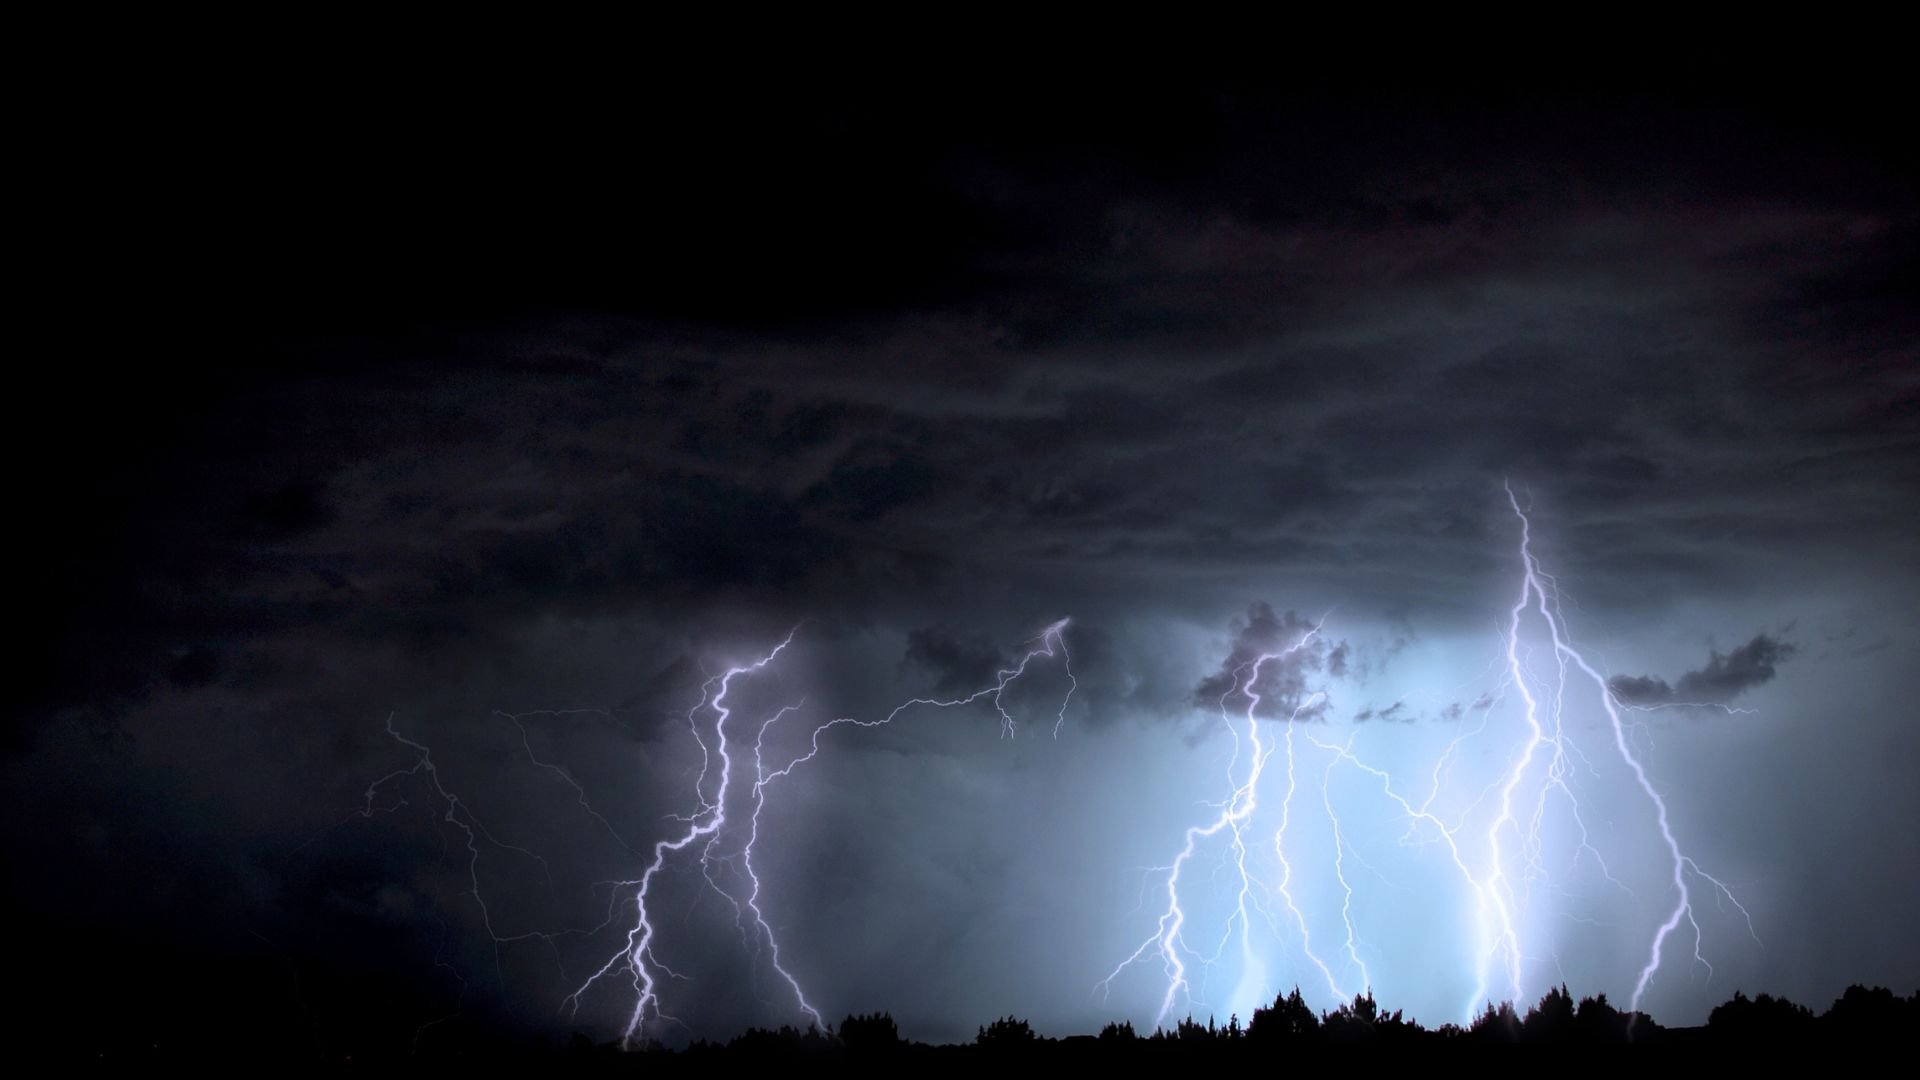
[731,618,1076,1030]
[1501,482,1757,1013]
[1099,484,1759,1030]
[1098,621,1333,1027]
[328,485,1763,1045]
[560,619,1076,1045]
[564,628,802,1044]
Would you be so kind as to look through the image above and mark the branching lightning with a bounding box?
[328,484,1764,1046]
[551,619,1076,1046]
[563,628,802,1043]
[726,618,1076,1032]
[1100,483,1761,1029]
[1098,620,1337,1026]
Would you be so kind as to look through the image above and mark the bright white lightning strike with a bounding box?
[1500,481,1759,1014]
[337,485,1763,1045]
[1100,483,1761,1029]
[1098,621,1335,1027]
[563,618,1077,1046]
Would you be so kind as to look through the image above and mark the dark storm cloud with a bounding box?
[903,627,1008,696]
[166,645,220,688]
[241,479,336,538]
[10,67,1919,1057]
[20,97,1917,738]
[1193,604,1337,719]
[1327,642,1350,678]
[803,438,944,523]
[1607,633,1798,708]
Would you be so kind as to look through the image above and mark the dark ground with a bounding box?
[74,983,1920,1065]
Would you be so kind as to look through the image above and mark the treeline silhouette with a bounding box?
[67,983,1920,1063]
[549,984,1918,1067]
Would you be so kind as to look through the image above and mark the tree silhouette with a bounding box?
[1825,984,1917,1043]
[1248,986,1320,1042]
[167,981,1920,1063]
[837,1012,900,1052]
[1521,984,1577,1043]
[1573,992,1631,1044]
[1310,990,1417,1045]
[976,1015,1036,1047]
[1469,1000,1520,1042]
[1708,990,1815,1043]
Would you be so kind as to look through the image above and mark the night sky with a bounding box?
[10,57,1917,1058]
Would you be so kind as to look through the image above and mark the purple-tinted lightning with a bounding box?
[742,702,823,1029]
[307,713,592,1048]
[565,629,800,1045]
[556,618,1076,1046]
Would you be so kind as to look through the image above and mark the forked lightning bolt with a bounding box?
[1100,483,1761,1028]
[731,618,1076,1030]
[1498,483,1759,1012]
[1098,620,1334,1026]
[564,619,1076,1045]
[564,628,802,1043]
[331,483,1763,1044]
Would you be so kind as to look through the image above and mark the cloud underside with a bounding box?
[1607,634,1797,708]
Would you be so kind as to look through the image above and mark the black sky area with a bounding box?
[9,45,1917,1060]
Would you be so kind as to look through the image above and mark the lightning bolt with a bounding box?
[1101,482,1761,1031]
[1272,698,1349,1005]
[735,618,1076,1027]
[1099,620,1332,1028]
[306,713,594,1050]
[1304,728,1494,1020]
[1319,746,1371,994]
[1499,482,1755,1013]
[498,710,638,856]
[741,701,823,1029]
[564,628,800,1045]
[325,482,1765,1045]
[555,618,1075,1045]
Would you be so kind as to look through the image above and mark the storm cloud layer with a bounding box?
[7,62,1917,1059]
[1608,634,1798,708]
